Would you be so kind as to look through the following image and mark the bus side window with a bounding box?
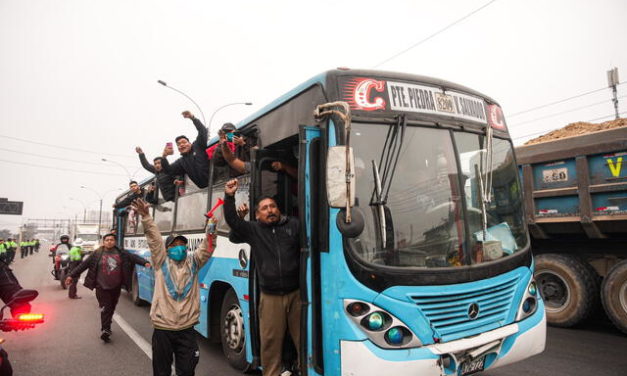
[153,186,175,232]
[210,174,251,235]
[175,176,208,232]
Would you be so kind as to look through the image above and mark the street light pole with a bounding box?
[81,185,104,239]
[69,197,87,222]
[101,158,132,181]
[208,102,253,137]
[157,80,207,126]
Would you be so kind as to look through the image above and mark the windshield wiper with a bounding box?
[370,115,406,248]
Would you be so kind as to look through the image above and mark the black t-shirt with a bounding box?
[96,249,123,290]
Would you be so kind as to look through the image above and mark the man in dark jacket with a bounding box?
[223,179,301,376]
[161,111,209,188]
[65,233,149,342]
[113,180,157,209]
[135,146,177,202]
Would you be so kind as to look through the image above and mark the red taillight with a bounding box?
[17,313,44,323]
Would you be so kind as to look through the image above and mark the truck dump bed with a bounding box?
[516,126,627,240]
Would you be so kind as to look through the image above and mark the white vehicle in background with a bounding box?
[73,224,99,253]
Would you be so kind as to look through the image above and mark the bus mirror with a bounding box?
[327,146,355,209]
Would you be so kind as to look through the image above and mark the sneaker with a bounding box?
[100,330,111,343]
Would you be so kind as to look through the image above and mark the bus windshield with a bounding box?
[348,122,527,269]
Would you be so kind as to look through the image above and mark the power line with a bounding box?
[373,0,498,68]
[585,110,627,123]
[508,81,626,118]
[509,95,627,127]
[0,134,136,160]
[0,159,128,177]
[512,110,627,141]
[0,147,137,169]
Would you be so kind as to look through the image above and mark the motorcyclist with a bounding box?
[0,258,36,376]
[67,239,84,299]
[51,235,71,280]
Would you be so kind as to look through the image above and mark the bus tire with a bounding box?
[131,270,147,306]
[535,253,599,327]
[220,288,247,371]
[601,259,627,335]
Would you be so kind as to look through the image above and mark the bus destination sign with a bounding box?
[341,77,487,124]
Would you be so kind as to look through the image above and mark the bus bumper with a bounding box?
[340,306,546,376]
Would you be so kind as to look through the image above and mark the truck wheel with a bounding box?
[60,269,67,289]
[131,270,147,306]
[535,253,599,327]
[220,289,247,371]
[601,260,627,335]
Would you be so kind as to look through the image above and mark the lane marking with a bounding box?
[113,312,153,360]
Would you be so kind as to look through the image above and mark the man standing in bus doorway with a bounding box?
[223,179,302,376]
[130,198,216,376]
[161,111,210,189]
[65,233,150,342]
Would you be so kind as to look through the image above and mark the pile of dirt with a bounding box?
[524,118,627,145]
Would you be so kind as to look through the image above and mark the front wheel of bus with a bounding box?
[535,253,598,327]
[220,289,247,371]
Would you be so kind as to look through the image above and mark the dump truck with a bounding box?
[516,123,627,334]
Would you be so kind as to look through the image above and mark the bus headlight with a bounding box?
[516,278,539,321]
[344,299,422,349]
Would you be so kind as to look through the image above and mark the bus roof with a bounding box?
[207,68,499,145]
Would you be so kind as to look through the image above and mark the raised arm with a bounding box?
[182,111,208,150]
[193,233,217,269]
[224,179,254,239]
[132,198,167,268]
[136,147,157,174]
[161,155,185,176]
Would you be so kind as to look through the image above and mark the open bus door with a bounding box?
[298,125,323,376]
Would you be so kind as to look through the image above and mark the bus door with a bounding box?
[298,125,323,376]
[249,147,294,369]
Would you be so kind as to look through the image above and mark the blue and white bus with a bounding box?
[115,69,545,376]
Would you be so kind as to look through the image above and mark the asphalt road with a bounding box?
[4,242,627,376]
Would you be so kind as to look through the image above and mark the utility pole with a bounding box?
[607,67,620,120]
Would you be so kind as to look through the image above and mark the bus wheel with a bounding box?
[535,254,599,327]
[601,260,627,335]
[220,289,247,370]
[131,271,147,306]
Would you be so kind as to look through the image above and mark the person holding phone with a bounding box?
[135,146,177,202]
[160,110,210,189]
[212,122,255,177]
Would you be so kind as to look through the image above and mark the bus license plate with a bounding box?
[459,356,485,376]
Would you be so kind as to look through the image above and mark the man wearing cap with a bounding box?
[161,110,210,189]
[131,198,215,376]
[65,233,150,342]
[210,122,255,177]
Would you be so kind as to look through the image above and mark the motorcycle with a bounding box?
[50,244,70,285]
[0,289,44,375]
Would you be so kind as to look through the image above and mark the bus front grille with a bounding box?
[408,275,518,342]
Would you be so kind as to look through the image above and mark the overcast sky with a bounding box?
[1,0,626,231]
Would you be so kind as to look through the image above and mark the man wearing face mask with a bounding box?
[131,198,216,376]
[161,110,210,189]
[223,179,301,376]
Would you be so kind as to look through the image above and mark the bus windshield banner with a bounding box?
[341,77,487,124]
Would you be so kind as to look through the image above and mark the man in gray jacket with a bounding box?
[131,198,216,376]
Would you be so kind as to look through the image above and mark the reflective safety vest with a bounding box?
[0,243,6,254]
[8,241,17,249]
[69,246,83,261]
